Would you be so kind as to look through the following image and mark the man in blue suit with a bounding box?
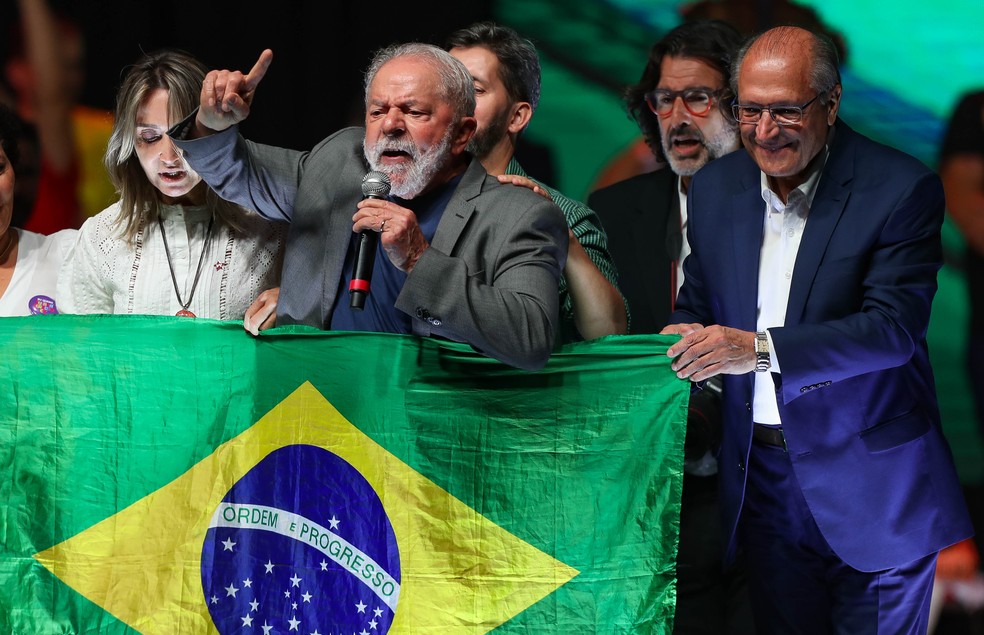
[663,26,972,632]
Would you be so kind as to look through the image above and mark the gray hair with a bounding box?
[731,27,841,96]
[363,43,476,121]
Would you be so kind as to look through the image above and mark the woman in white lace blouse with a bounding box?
[60,50,285,319]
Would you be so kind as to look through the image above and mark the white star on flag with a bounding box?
[373,607,383,617]
[221,537,236,552]
[241,615,253,627]
[302,591,312,603]
[243,578,252,588]
[224,584,239,598]
[328,516,340,530]
[288,615,301,631]
[249,599,259,612]
[319,559,328,571]
[356,600,367,613]
[290,573,302,587]
[261,623,273,635]
[264,560,275,574]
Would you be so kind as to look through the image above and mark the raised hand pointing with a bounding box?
[197,49,273,132]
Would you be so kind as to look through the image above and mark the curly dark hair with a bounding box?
[625,20,743,161]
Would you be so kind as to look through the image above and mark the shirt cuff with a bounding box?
[764,328,780,373]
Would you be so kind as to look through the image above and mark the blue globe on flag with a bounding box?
[201,444,400,634]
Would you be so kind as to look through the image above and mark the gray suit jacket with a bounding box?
[173,126,568,370]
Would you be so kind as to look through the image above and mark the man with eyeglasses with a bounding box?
[589,20,754,635]
[662,25,972,631]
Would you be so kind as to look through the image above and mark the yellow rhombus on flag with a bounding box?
[34,382,579,634]
[3,320,684,633]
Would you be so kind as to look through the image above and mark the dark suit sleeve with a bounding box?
[395,196,568,371]
[770,171,945,404]
[173,123,325,222]
[669,185,712,328]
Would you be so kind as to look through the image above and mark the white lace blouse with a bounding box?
[60,202,286,320]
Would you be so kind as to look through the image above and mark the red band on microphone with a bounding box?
[349,279,371,293]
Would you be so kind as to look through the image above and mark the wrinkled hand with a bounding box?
[496,174,553,201]
[197,49,273,133]
[244,287,279,336]
[665,325,756,381]
[353,198,429,273]
[660,322,704,337]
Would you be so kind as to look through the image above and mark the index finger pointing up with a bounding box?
[244,49,274,92]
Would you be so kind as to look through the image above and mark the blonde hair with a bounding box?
[105,49,243,242]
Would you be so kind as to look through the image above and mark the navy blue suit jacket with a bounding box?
[671,121,972,571]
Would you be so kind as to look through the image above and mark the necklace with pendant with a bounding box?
[159,214,215,318]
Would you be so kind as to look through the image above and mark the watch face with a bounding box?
[755,333,770,371]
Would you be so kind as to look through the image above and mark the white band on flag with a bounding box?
[209,503,400,610]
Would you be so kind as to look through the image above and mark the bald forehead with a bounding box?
[739,27,815,92]
[743,27,814,73]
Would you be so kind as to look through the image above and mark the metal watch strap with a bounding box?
[755,331,771,372]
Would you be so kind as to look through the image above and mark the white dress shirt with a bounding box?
[753,146,829,425]
[676,179,690,297]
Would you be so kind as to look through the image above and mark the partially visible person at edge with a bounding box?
[588,20,755,635]
[2,0,115,232]
[933,90,984,627]
[58,50,285,319]
[446,21,626,342]
[0,102,74,316]
[940,90,984,485]
[171,44,568,371]
[662,26,972,632]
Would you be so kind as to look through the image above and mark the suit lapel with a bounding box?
[731,170,765,330]
[631,172,676,319]
[785,124,855,326]
[430,158,483,255]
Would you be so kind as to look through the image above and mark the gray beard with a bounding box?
[662,123,739,177]
[363,128,455,199]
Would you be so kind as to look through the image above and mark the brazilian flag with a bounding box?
[0,316,686,634]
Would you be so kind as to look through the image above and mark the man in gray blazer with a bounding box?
[170,43,568,370]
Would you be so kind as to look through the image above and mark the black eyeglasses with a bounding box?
[731,94,822,126]
[645,88,724,118]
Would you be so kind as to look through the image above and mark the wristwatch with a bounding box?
[754,331,771,372]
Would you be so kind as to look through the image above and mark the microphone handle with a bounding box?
[349,230,378,310]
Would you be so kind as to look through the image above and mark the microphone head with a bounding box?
[362,171,392,198]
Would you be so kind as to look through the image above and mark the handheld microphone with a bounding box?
[349,170,392,310]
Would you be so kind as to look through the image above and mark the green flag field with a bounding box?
[0,316,687,634]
